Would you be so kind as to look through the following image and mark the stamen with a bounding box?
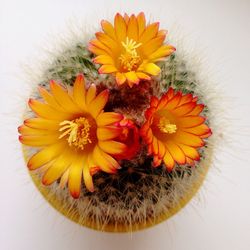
[59,117,92,150]
[119,37,142,71]
[158,117,177,134]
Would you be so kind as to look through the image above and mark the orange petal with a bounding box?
[125,71,139,84]
[92,146,117,173]
[137,12,146,37]
[142,35,166,56]
[83,157,94,192]
[38,87,64,112]
[150,96,159,108]
[116,72,126,85]
[98,64,118,74]
[96,112,123,126]
[72,74,87,110]
[28,99,69,120]
[200,131,212,139]
[89,89,109,117]
[101,20,117,40]
[97,126,122,141]
[179,93,193,105]
[68,157,83,198]
[50,80,82,113]
[19,134,59,147]
[139,22,159,44]
[127,14,138,41]
[24,118,59,130]
[174,131,205,147]
[114,13,127,42]
[178,144,200,161]
[163,149,175,171]
[18,125,56,136]
[165,92,182,110]
[27,142,66,170]
[143,63,161,76]
[86,84,97,105]
[98,140,127,155]
[59,169,69,189]
[183,124,211,136]
[188,104,204,116]
[178,116,206,128]
[172,102,196,116]
[93,55,114,65]
[158,140,166,159]
[148,45,176,62]
[165,141,186,165]
[95,32,119,52]
[136,72,151,80]
[88,42,112,56]
[42,150,73,185]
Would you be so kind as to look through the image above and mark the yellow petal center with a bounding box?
[59,117,92,150]
[158,117,177,134]
[119,37,142,72]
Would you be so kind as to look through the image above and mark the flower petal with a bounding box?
[42,149,74,185]
[98,64,118,74]
[93,55,114,65]
[28,99,69,120]
[24,118,59,130]
[139,22,159,44]
[89,89,109,117]
[92,146,117,173]
[97,126,122,141]
[183,124,211,136]
[165,141,186,165]
[125,71,139,84]
[73,74,87,110]
[27,142,66,170]
[114,13,127,42]
[68,156,84,198]
[163,149,175,171]
[143,63,161,76]
[19,134,59,147]
[98,140,127,155]
[83,157,94,192]
[127,14,138,41]
[86,84,96,105]
[116,72,126,85]
[50,80,82,113]
[137,12,146,37]
[174,131,205,147]
[178,116,206,128]
[101,20,117,40]
[178,144,200,161]
[148,45,176,62]
[96,112,123,126]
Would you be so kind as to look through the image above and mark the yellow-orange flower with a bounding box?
[89,12,175,87]
[18,74,127,198]
[140,88,212,171]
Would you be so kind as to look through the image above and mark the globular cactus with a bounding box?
[20,12,217,232]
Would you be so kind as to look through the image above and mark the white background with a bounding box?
[0,0,250,250]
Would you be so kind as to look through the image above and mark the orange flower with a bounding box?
[115,118,140,160]
[140,88,212,171]
[89,12,175,87]
[18,74,127,198]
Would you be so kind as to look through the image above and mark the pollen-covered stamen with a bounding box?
[119,37,142,71]
[59,117,92,150]
[158,117,177,134]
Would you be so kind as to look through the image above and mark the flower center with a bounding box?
[119,37,142,72]
[158,117,177,134]
[59,117,92,150]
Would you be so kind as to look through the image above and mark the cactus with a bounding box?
[22,38,215,232]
